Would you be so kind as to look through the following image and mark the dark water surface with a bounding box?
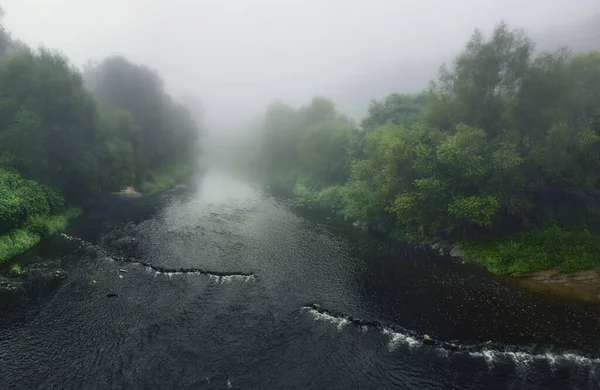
[1,172,600,389]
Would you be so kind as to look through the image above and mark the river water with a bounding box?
[1,172,599,389]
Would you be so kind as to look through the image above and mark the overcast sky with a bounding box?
[3,0,599,130]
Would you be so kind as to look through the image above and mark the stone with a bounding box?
[450,246,462,258]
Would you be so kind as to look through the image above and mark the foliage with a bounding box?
[0,168,64,234]
[256,21,600,274]
[258,97,357,190]
[361,93,427,131]
[140,164,193,196]
[460,225,600,275]
[0,16,200,200]
[10,264,22,275]
[83,56,200,185]
[0,13,202,263]
[0,229,40,264]
[0,207,81,264]
[26,207,81,237]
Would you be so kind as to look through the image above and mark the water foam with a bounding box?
[60,233,88,245]
[303,306,350,330]
[110,254,256,281]
[302,304,600,367]
[61,234,257,282]
[381,327,422,350]
[468,349,600,367]
[208,274,256,284]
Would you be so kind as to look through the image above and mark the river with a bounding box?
[1,172,599,389]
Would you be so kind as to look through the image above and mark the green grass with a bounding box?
[459,224,600,275]
[0,207,82,264]
[140,164,193,196]
[10,264,22,275]
[0,229,41,264]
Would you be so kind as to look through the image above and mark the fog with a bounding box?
[3,0,599,134]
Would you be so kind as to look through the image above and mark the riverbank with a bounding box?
[291,192,600,302]
[288,182,600,277]
[0,165,195,267]
[0,207,82,265]
[458,227,600,275]
[0,168,81,265]
[502,269,600,303]
[139,164,193,195]
[3,172,600,388]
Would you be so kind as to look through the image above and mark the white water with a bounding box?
[303,306,600,368]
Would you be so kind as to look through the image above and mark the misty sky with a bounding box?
[3,0,599,131]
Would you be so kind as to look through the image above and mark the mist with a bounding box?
[3,2,600,387]
[3,0,599,133]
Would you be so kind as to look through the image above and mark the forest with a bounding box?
[255,23,600,275]
[2,12,600,276]
[0,13,201,264]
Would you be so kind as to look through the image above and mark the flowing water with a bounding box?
[1,172,599,389]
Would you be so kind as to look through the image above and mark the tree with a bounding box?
[361,93,427,130]
[429,22,534,136]
[83,56,200,183]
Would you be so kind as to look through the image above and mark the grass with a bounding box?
[0,229,41,264]
[459,224,600,275]
[10,264,22,275]
[0,207,82,264]
[140,164,193,196]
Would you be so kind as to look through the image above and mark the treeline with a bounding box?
[259,97,359,189]
[0,11,201,262]
[256,22,600,274]
[82,57,200,194]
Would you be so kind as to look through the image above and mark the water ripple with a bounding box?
[302,304,600,367]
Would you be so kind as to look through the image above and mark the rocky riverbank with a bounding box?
[427,237,600,302]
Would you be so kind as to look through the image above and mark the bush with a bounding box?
[0,229,40,264]
[0,168,64,233]
[292,176,320,205]
[10,264,22,275]
[316,185,346,211]
[0,207,82,264]
[460,225,600,274]
[140,164,192,195]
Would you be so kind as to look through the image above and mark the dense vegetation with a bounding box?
[256,23,600,275]
[0,11,201,264]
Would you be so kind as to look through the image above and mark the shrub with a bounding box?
[10,264,22,275]
[0,168,65,233]
[460,225,600,274]
[140,164,192,195]
[0,207,81,264]
[0,229,40,264]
